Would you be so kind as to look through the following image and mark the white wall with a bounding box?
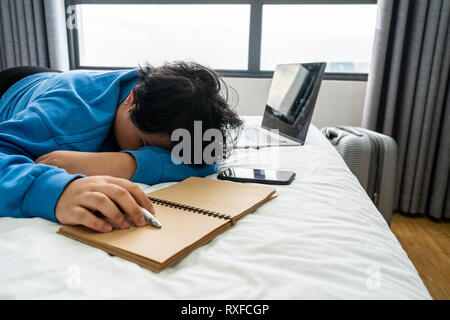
[223,77,367,129]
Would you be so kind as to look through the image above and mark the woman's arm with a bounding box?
[35,147,218,185]
[36,151,137,179]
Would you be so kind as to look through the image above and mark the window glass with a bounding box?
[261,4,378,73]
[77,4,250,69]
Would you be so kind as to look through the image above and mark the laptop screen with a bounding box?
[262,63,326,143]
[266,64,314,124]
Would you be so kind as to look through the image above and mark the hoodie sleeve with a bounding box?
[0,109,83,222]
[121,146,218,185]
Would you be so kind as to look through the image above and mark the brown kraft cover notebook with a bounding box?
[58,177,276,272]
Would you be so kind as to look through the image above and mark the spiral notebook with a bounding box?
[58,177,276,272]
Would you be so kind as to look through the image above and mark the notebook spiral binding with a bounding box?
[148,196,232,221]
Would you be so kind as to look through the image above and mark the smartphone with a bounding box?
[217,168,296,185]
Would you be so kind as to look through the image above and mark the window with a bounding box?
[76,4,250,70]
[66,1,378,80]
[261,4,377,73]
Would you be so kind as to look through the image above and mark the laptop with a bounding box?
[236,62,326,149]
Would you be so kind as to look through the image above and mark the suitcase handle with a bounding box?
[323,127,364,145]
[322,128,347,145]
[336,126,364,137]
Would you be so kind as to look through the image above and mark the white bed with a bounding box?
[0,117,431,299]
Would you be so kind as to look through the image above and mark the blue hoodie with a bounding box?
[0,69,217,222]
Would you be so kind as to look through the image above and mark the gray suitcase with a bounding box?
[321,126,398,226]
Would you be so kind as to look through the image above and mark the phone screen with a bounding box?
[218,168,295,185]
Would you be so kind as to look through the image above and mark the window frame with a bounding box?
[65,0,377,81]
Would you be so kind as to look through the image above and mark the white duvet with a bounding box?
[0,117,430,299]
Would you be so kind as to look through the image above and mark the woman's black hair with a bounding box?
[129,61,243,167]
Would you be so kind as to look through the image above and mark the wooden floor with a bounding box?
[390,213,450,300]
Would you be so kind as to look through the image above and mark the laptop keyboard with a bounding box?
[243,128,287,144]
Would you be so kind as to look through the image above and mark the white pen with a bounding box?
[141,206,162,228]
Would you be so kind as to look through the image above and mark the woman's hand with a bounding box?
[55,175,155,232]
[35,151,137,179]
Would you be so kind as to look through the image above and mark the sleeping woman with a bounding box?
[0,61,242,233]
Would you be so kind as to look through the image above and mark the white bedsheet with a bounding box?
[0,117,431,299]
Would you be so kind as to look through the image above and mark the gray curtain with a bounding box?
[0,0,69,71]
[363,0,450,219]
